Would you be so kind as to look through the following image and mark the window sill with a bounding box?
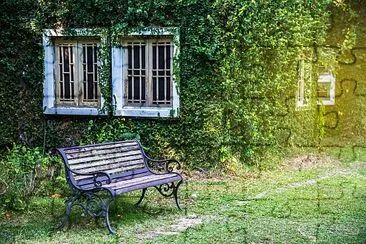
[44,107,107,116]
[115,107,178,118]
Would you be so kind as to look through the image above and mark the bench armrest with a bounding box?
[145,156,181,173]
[65,165,112,187]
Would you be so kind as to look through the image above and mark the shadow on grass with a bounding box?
[0,191,181,242]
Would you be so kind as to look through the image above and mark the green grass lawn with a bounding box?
[1,157,365,243]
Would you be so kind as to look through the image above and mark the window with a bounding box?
[55,40,99,106]
[112,28,179,117]
[43,29,106,115]
[296,57,312,109]
[317,70,335,105]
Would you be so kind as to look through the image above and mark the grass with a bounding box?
[1,156,365,243]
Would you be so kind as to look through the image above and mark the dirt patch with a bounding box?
[281,154,341,171]
[137,216,208,241]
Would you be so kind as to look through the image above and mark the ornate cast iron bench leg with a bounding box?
[174,180,183,210]
[57,193,80,231]
[155,180,183,210]
[102,198,115,235]
[136,188,147,206]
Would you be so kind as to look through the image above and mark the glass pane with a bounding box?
[142,77,146,102]
[88,74,94,99]
[142,46,145,68]
[64,47,69,72]
[94,64,98,81]
[128,46,132,69]
[94,45,97,63]
[167,77,171,102]
[153,46,156,69]
[133,45,140,69]
[158,77,165,101]
[158,46,164,69]
[64,73,70,99]
[166,45,171,69]
[70,64,74,81]
[128,77,132,100]
[133,77,140,100]
[87,46,93,72]
[83,46,86,63]
[59,47,62,63]
[153,77,157,102]
[94,83,98,99]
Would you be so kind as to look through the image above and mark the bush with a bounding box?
[0,144,63,212]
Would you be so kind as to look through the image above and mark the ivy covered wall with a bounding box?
[320,1,366,159]
[0,0,363,169]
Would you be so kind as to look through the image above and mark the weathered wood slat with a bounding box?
[66,145,140,159]
[107,174,178,189]
[64,141,138,154]
[74,164,146,181]
[73,159,145,174]
[68,150,142,165]
[70,155,145,171]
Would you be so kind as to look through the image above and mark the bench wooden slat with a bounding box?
[64,141,139,154]
[73,159,145,174]
[68,150,143,165]
[70,155,145,171]
[66,145,140,159]
[107,173,178,189]
[73,164,147,181]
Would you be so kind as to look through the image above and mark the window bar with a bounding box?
[93,44,98,102]
[169,42,173,104]
[156,43,159,104]
[86,45,89,101]
[164,42,167,104]
[70,45,74,101]
[132,43,135,103]
[59,46,63,100]
[139,42,142,103]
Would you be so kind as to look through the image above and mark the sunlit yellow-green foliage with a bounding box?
[0,0,363,169]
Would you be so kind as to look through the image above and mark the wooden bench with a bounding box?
[56,140,183,234]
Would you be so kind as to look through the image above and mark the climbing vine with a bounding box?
[0,0,361,170]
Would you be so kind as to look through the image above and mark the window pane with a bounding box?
[153,77,157,102]
[158,77,165,101]
[87,46,93,72]
[128,77,132,100]
[153,46,156,69]
[151,40,172,105]
[82,43,99,103]
[128,45,132,69]
[125,42,146,105]
[158,45,164,69]
[133,46,140,69]
[64,73,70,99]
[166,77,171,102]
[64,47,69,72]
[166,45,171,69]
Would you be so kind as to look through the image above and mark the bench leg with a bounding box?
[155,180,183,210]
[173,180,183,210]
[56,194,78,231]
[136,188,147,206]
[102,199,115,235]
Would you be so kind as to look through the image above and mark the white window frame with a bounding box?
[43,29,107,115]
[296,58,312,109]
[317,71,335,106]
[112,27,180,118]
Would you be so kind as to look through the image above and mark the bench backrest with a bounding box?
[57,140,149,188]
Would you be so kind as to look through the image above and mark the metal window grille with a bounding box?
[55,40,99,107]
[123,38,173,107]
